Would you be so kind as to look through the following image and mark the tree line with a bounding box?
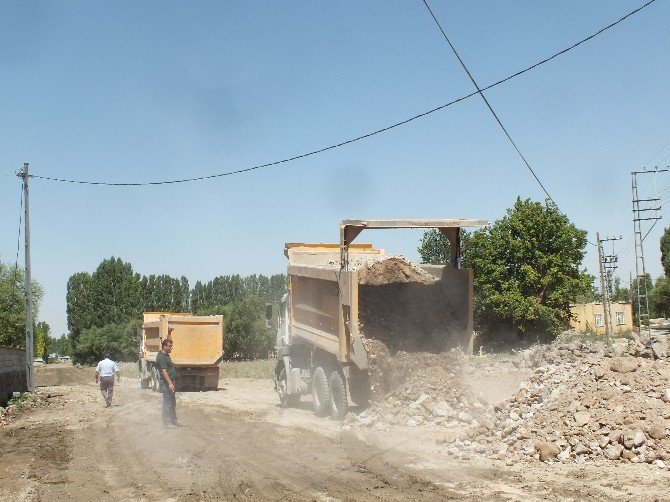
[6,196,670,362]
[63,257,286,364]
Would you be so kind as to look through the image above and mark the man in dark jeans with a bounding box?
[156,337,178,427]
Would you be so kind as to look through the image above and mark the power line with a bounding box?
[421,0,557,204]
[25,0,656,187]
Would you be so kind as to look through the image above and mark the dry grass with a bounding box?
[219,359,274,379]
[118,362,139,379]
[116,359,275,380]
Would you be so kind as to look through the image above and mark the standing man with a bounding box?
[95,354,120,407]
[156,337,178,427]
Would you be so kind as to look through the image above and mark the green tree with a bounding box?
[66,271,94,345]
[225,296,273,360]
[0,261,43,348]
[72,319,142,364]
[461,198,593,347]
[418,229,452,265]
[649,276,670,318]
[198,297,272,360]
[34,321,51,361]
[51,334,72,356]
[661,227,670,277]
[141,274,190,312]
[91,258,142,327]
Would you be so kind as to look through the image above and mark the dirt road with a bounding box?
[1,364,668,501]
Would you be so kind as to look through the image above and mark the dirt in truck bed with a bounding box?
[357,257,466,400]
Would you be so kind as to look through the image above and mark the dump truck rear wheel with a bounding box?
[329,370,348,420]
[278,367,299,408]
[312,366,331,417]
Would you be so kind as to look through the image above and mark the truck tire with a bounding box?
[278,367,300,408]
[329,370,348,421]
[312,366,331,417]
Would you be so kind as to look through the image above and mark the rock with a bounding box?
[574,411,591,427]
[604,444,624,460]
[413,394,430,407]
[557,447,571,461]
[663,389,670,403]
[534,441,560,461]
[594,367,606,380]
[458,411,473,423]
[653,459,667,469]
[651,340,669,359]
[431,400,454,418]
[599,436,611,449]
[610,358,639,373]
[609,430,623,444]
[479,418,494,430]
[622,449,636,461]
[633,429,647,447]
[647,425,667,441]
[573,443,590,455]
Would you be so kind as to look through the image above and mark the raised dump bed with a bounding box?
[273,219,486,419]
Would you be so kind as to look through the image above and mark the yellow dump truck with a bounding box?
[139,312,224,391]
[272,219,486,419]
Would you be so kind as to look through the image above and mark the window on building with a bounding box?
[594,313,603,327]
[615,311,625,325]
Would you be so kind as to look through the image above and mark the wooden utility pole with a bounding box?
[597,232,612,347]
[17,163,35,392]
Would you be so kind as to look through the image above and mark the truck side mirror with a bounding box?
[265,303,273,321]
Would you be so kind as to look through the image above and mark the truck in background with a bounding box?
[272,219,486,419]
[139,312,224,391]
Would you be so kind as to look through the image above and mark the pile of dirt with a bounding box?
[359,257,465,354]
[452,337,670,468]
[349,347,489,430]
[357,256,435,285]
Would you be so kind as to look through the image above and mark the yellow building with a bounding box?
[569,302,633,335]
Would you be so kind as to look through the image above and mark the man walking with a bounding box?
[156,337,178,427]
[95,354,120,407]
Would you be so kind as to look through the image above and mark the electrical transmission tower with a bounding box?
[598,234,621,345]
[631,167,668,338]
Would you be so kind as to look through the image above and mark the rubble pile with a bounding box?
[464,337,670,467]
[349,347,488,430]
[349,332,670,469]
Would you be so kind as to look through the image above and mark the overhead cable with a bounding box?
[421,0,558,204]
[28,0,656,187]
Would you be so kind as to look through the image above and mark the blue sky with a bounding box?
[1,1,668,337]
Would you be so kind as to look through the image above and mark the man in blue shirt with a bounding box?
[95,354,120,407]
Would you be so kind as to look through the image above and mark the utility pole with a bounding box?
[16,163,34,392]
[632,167,668,339]
[601,235,621,340]
[597,233,612,347]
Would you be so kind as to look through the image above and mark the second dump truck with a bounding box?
[139,312,224,391]
[273,219,486,419]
